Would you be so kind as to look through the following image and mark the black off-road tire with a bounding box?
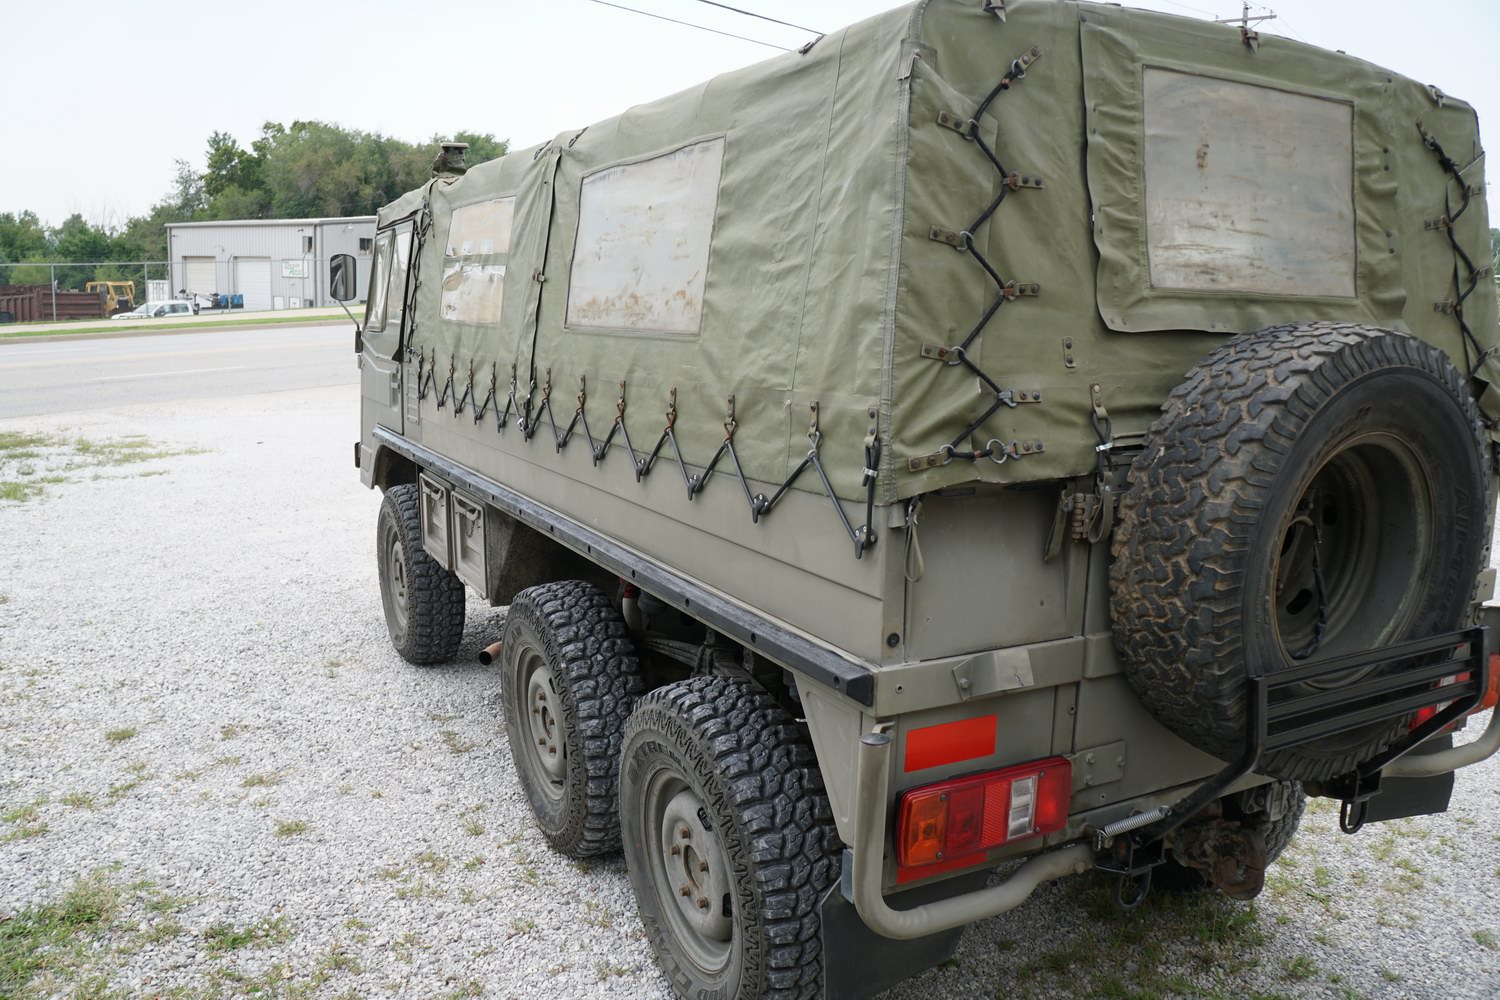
[1111,323,1489,782]
[620,676,841,1000]
[1258,789,1306,863]
[500,580,644,858]
[377,483,466,665]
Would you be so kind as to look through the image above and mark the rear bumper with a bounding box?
[1384,703,1500,777]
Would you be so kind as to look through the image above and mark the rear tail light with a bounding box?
[1481,654,1500,712]
[896,757,1071,868]
[1410,654,1499,730]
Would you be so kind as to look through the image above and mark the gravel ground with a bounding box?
[1,383,1498,999]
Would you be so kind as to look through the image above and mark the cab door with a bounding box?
[361,220,415,436]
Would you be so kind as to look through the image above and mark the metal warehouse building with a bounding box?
[165,216,377,312]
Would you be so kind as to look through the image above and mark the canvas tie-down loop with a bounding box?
[414,360,879,559]
[915,42,1043,470]
[1417,124,1495,415]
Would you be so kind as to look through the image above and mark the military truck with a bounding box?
[332,1,1500,996]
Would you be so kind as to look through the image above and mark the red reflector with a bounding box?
[895,757,1071,868]
[904,715,997,772]
[1482,655,1500,711]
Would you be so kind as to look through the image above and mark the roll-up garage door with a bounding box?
[183,257,216,299]
[234,258,272,311]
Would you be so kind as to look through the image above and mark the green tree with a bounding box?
[0,211,49,267]
[203,130,263,202]
[5,257,53,286]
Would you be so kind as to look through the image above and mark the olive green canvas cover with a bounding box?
[379,0,1495,505]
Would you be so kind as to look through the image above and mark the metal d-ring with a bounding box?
[984,439,1009,465]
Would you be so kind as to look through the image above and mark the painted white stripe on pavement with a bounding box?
[86,366,247,382]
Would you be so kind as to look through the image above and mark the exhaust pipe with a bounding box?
[478,640,503,666]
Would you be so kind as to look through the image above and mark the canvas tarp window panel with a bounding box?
[565,137,725,335]
[441,197,515,326]
[1143,69,1356,297]
[1081,4,1405,335]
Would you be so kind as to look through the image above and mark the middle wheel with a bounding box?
[500,579,644,858]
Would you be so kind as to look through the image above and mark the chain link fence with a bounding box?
[0,258,357,324]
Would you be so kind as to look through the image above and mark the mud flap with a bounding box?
[1363,734,1456,824]
[819,863,988,1000]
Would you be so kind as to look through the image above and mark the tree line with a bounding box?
[0,122,506,290]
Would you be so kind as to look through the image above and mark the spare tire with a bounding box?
[1110,322,1490,782]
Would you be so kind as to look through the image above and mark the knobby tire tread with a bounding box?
[383,483,466,665]
[1109,322,1487,781]
[626,676,841,1000]
[507,580,645,857]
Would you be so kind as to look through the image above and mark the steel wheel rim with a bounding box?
[643,769,733,972]
[1273,431,1433,674]
[384,524,409,633]
[514,645,566,798]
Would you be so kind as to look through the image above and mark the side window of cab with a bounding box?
[363,223,414,359]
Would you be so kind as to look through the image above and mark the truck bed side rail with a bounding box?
[371,427,877,705]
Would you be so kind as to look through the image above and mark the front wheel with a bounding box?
[621,676,840,1000]
[377,483,465,665]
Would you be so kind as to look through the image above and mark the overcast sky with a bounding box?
[1,0,1494,228]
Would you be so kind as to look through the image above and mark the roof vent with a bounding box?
[432,141,470,179]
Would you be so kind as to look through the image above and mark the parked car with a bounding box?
[112,300,197,320]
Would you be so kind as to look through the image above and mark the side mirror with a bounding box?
[329,253,357,301]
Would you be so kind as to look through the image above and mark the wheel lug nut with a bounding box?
[696,897,710,911]
[537,738,547,746]
[669,844,680,856]
[679,886,691,897]
[697,860,708,872]
[679,827,691,839]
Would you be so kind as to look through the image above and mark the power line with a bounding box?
[1150,0,1223,17]
[584,0,789,50]
[692,0,822,35]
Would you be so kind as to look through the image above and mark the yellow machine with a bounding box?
[85,280,136,316]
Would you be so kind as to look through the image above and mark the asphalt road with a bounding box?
[0,324,357,419]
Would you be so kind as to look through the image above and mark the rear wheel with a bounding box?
[621,676,840,1000]
[377,483,465,665]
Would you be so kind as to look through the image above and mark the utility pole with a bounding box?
[1216,1,1275,50]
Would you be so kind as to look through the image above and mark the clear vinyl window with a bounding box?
[440,197,515,326]
[566,137,725,335]
[1143,68,1356,298]
[364,223,413,357]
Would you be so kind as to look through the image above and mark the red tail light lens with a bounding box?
[896,757,1071,868]
[1481,655,1500,711]
[1410,654,1499,730]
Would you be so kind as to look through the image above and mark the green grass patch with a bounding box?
[273,819,310,838]
[104,727,137,744]
[0,432,206,503]
[0,873,120,992]
[240,773,281,789]
[0,477,65,503]
[203,916,293,953]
